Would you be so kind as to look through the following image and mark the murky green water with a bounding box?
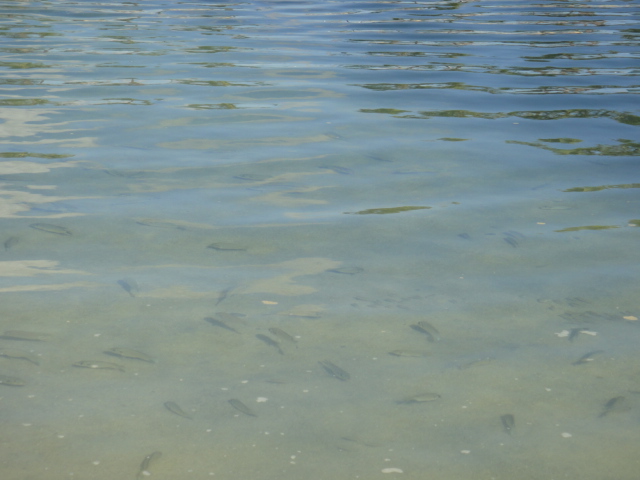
[1,0,639,478]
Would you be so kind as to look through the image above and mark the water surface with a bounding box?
[1,0,639,479]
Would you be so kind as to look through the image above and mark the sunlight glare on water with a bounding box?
[0,0,639,479]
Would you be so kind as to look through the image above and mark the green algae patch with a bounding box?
[0,152,73,159]
[359,108,409,115]
[0,61,51,69]
[346,206,431,215]
[564,183,640,193]
[539,138,582,144]
[509,138,640,156]
[0,98,50,106]
[555,225,619,233]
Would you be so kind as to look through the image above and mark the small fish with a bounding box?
[328,266,364,275]
[268,327,297,346]
[500,414,515,434]
[136,218,186,230]
[256,334,284,355]
[4,236,19,250]
[73,360,125,372]
[207,242,247,251]
[568,327,588,342]
[416,320,440,341]
[0,374,25,386]
[117,278,139,298]
[388,350,429,357]
[228,398,256,417]
[599,396,625,418]
[319,360,350,381]
[104,347,154,363]
[503,236,518,248]
[0,349,40,365]
[215,286,234,306]
[137,451,162,480]
[164,401,192,420]
[205,316,239,334]
[30,223,72,236]
[397,392,441,404]
[572,350,604,365]
[0,330,49,341]
[410,321,440,342]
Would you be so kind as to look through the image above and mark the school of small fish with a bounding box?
[0,249,633,479]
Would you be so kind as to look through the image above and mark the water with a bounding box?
[1,0,639,478]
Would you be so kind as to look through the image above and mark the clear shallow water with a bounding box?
[0,0,639,478]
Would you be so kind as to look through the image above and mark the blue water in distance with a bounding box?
[0,1,639,479]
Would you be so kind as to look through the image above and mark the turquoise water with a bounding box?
[1,0,639,478]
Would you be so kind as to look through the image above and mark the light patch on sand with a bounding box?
[0,281,101,293]
[0,108,71,139]
[284,211,334,220]
[239,257,341,296]
[122,169,324,196]
[0,161,82,176]
[124,257,341,297]
[249,186,329,207]
[0,107,99,148]
[141,286,221,299]
[253,153,327,165]
[381,468,403,473]
[14,136,98,148]
[0,260,90,277]
[0,184,94,218]
[278,304,325,318]
[247,171,327,184]
[276,101,323,111]
[154,116,202,128]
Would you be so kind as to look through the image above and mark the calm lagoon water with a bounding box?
[1,0,639,478]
